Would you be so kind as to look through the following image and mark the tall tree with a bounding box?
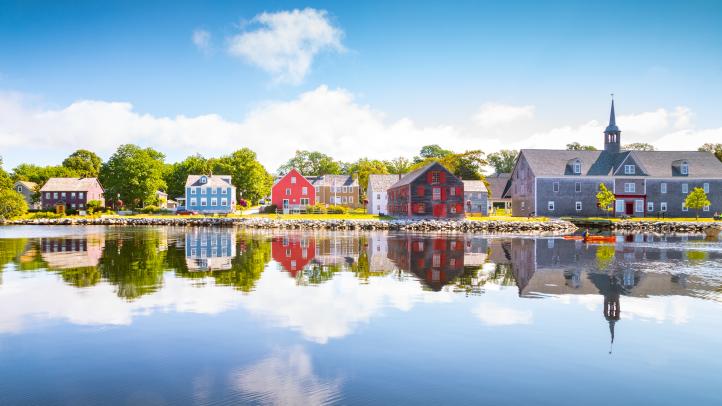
[277,150,341,176]
[0,157,12,190]
[596,183,615,217]
[164,154,212,199]
[385,157,411,174]
[11,164,78,185]
[212,148,273,204]
[346,158,389,192]
[699,143,722,162]
[415,144,453,163]
[684,187,711,220]
[487,149,518,174]
[0,189,28,219]
[62,149,102,178]
[566,142,597,151]
[623,143,656,151]
[410,149,487,180]
[99,144,166,208]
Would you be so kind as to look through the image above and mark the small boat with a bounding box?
[562,235,617,243]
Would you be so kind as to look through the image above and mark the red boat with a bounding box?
[562,235,617,243]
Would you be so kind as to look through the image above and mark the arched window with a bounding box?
[573,160,582,174]
[680,161,689,175]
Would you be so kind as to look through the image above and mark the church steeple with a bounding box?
[604,95,621,153]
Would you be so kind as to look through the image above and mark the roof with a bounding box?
[462,180,488,192]
[390,161,455,189]
[185,175,234,188]
[485,173,511,199]
[14,180,38,190]
[39,178,102,192]
[368,174,402,192]
[605,99,619,133]
[307,174,358,187]
[519,149,722,178]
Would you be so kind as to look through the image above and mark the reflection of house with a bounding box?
[313,237,360,267]
[387,235,465,290]
[463,238,488,268]
[39,236,105,269]
[185,228,236,271]
[367,233,397,272]
[271,235,316,277]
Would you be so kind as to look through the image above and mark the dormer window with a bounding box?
[624,165,635,175]
[200,176,207,184]
[680,162,689,175]
[573,161,581,174]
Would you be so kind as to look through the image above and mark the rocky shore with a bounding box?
[612,220,721,234]
[4,216,578,234]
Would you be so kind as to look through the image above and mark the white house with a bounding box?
[366,174,401,215]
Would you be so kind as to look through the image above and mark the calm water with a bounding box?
[1,226,721,405]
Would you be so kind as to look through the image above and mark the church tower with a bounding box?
[604,97,621,153]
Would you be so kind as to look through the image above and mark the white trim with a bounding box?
[647,201,654,212]
[660,202,667,212]
[575,201,582,211]
[548,201,555,211]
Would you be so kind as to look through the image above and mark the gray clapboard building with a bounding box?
[509,100,722,217]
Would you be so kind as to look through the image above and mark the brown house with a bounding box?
[387,162,465,218]
[308,175,360,208]
[39,178,105,211]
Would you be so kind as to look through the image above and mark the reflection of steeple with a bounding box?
[589,271,624,355]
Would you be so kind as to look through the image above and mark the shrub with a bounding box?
[306,203,327,214]
[0,190,29,219]
[326,205,348,214]
[87,200,103,214]
[239,199,249,208]
[141,205,160,214]
[262,204,278,214]
[27,211,63,219]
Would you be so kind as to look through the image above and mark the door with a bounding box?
[433,204,446,217]
[283,199,289,209]
[625,201,634,215]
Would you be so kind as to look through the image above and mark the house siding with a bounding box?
[463,190,488,215]
[271,169,316,212]
[314,185,360,208]
[536,178,614,217]
[185,185,235,214]
[510,154,536,216]
[387,163,465,219]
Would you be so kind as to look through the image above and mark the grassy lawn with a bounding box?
[570,216,718,223]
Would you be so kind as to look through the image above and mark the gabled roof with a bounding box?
[389,161,454,189]
[486,173,511,199]
[368,174,402,192]
[629,151,722,177]
[14,180,38,190]
[185,175,234,188]
[273,168,314,187]
[462,180,488,193]
[40,178,102,192]
[307,174,358,187]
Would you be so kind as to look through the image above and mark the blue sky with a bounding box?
[1,0,722,170]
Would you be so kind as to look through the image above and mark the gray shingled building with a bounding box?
[509,100,722,218]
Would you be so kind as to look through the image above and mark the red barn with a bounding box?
[271,168,316,213]
[387,162,465,218]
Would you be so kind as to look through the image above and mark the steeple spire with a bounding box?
[609,94,616,127]
[604,94,621,153]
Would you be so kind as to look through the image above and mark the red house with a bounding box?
[271,168,316,213]
[387,162,465,218]
[271,235,316,277]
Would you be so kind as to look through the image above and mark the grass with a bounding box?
[570,216,718,223]
[467,214,550,222]
[247,213,389,220]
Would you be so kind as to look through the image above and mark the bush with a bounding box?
[306,203,327,214]
[326,205,348,214]
[262,204,278,214]
[87,200,103,214]
[239,199,249,208]
[141,205,160,214]
[0,189,29,219]
[27,211,63,219]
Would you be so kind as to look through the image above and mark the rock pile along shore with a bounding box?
[612,220,721,233]
[5,217,578,234]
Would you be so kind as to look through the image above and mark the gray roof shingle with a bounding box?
[462,180,488,192]
[40,178,102,192]
[368,174,402,192]
[185,175,234,188]
[307,174,358,187]
[486,173,511,199]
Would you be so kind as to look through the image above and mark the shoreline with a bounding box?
[2,216,578,234]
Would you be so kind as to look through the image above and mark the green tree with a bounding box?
[410,149,487,180]
[278,150,341,176]
[684,187,711,220]
[0,157,13,190]
[0,189,28,219]
[100,144,166,208]
[596,183,615,217]
[487,149,518,174]
[99,229,167,299]
[623,142,656,151]
[11,163,78,185]
[699,143,722,162]
[346,158,389,192]
[62,149,102,178]
[385,157,411,174]
[213,148,273,204]
[566,142,597,151]
[164,154,212,199]
[416,144,453,162]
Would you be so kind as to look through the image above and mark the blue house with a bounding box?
[184,174,236,214]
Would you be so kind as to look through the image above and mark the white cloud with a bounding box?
[473,103,535,128]
[472,302,533,326]
[227,8,343,84]
[192,29,211,52]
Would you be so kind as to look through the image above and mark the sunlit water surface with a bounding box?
[1,225,721,405]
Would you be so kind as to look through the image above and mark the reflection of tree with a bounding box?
[99,230,167,300]
[298,263,342,286]
[0,238,29,284]
[595,245,615,270]
[453,262,517,295]
[214,237,270,292]
[687,250,706,262]
[58,267,102,288]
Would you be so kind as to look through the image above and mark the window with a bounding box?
[79,192,84,199]
[211,198,217,206]
[61,192,66,198]
[647,202,654,212]
[377,205,380,210]
[342,196,347,203]
[302,187,308,195]
[291,176,296,184]
[201,187,206,195]
[703,205,710,212]
[71,203,76,208]
[681,162,689,175]
[376,193,381,199]
[349,196,353,203]
[191,188,197,195]
[16,186,22,192]
[553,182,559,192]
[624,183,635,193]
[682,203,688,212]
[575,182,581,193]
[300,198,309,205]
[190,198,197,206]
[430,171,440,184]
[660,202,667,212]
[201,199,207,207]
[71,192,76,199]
[432,187,441,200]
[450,187,456,196]
[282,199,289,208]
[704,183,709,193]
[575,201,582,211]
[285,188,291,196]
[660,183,667,194]
[200,177,207,184]
[417,203,425,213]
[682,183,688,194]
[315,186,320,193]
[635,200,643,212]
[624,165,635,174]
[450,205,457,214]
[222,188,227,194]
[548,201,555,211]
[343,186,348,193]
[432,254,441,267]
[221,198,228,206]
[573,162,581,174]
[53,192,58,199]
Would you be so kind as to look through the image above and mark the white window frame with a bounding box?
[191,188,197,195]
[71,192,76,198]
[46,192,51,199]
[682,203,688,212]
[681,162,689,175]
[703,183,709,193]
[54,192,58,199]
[635,199,644,212]
[682,183,688,194]
[285,188,291,196]
[300,198,309,205]
[190,198,197,206]
[660,183,667,194]
[291,176,296,184]
[302,187,308,195]
[16,186,22,192]
[283,199,289,208]
[660,202,667,212]
[211,198,218,206]
[432,187,441,200]
[647,201,654,212]
[703,205,710,212]
[201,198,207,207]
[624,183,635,193]
[221,198,228,206]
[349,196,353,203]
[553,182,559,192]
[624,165,635,175]
[548,201,555,211]
[575,201,582,211]
[573,162,581,174]
[450,187,456,196]
[79,192,84,200]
